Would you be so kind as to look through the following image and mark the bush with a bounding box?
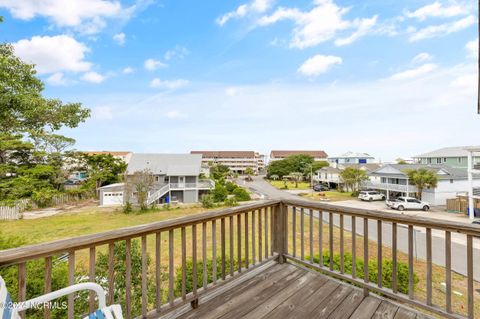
[123,201,133,214]
[175,256,240,295]
[309,252,417,294]
[201,194,215,208]
[232,187,251,201]
[31,188,59,208]
[224,197,238,207]
[211,184,228,202]
[225,181,238,193]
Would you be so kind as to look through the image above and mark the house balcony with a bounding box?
[1,199,478,319]
[169,180,214,190]
[363,181,418,193]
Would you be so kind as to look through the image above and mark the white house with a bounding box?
[366,164,480,206]
[99,153,214,206]
[467,147,480,219]
[315,163,381,189]
[328,152,375,165]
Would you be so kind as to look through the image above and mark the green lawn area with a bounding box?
[300,191,354,202]
[0,205,212,247]
[269,180,311,190]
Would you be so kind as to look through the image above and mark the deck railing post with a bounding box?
[272,202,288,263]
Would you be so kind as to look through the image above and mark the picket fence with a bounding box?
[0,193,91,220]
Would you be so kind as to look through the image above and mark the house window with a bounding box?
[381,177,387,183]
[436,158,442,164]
[155,176,159,182]
[427,158,432,164]
[450,179,453,183]
[458,157,462,163]
[443,158,447,163]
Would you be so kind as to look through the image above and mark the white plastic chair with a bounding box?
[0,276,123,318]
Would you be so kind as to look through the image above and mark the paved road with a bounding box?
[245,176,480,281]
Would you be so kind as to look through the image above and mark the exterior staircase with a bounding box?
[146,184,170,205]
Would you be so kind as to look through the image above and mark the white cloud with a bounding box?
[258,0,376,49]
[144,58,167,71]
[113,32,126,45]
[412,52,433,64]
[165,110,187,119]
[216,0,273,26]
[408,15,475,42]
[334,16,378,46]
[0,0,135,34]
[297,54,342,77]
[164,46,189,60]
[122,67,135,74]
[225,87,239,96]
[149,78,189,90]
[92,106,113,120]
[46,72,67,86]
[466,38,478,58]
[405,1,470,21]
[81,71,106,83]
[389,63,437,80]
[13,35,91,74]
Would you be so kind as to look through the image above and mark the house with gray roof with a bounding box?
[328,152,375,165]
[99,153,213,206]
[364,164,480,205]
[413,146,480,169]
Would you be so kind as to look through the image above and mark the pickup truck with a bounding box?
[386,197,430,211]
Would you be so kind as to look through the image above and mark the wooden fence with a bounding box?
[0,193,92,221]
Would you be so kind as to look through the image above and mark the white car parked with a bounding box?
[358,191,386,202]
[386,197,430,211]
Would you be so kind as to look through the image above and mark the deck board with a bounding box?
[158,262,432,319]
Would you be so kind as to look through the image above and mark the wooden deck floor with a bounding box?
[160,262,432,319]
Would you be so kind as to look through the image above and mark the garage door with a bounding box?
[103,191,124,206]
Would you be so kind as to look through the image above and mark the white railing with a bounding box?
[146,184,170,205]
[363,181,417,193]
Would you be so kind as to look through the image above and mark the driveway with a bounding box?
[243,176,480,281]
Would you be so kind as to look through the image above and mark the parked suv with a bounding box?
[313,184,329,192]
[386,197,429,211]
[358,191,386,202]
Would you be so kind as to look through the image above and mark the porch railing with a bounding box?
[363,181,418,193]
[0,199,479,318]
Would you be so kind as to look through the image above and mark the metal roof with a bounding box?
[127,153,202,176]
[370,164,479,180]
[328,151,374,159]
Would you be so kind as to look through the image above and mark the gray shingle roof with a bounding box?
[127,154,202,176]
[413,146,480,158]
[370,163,478,180]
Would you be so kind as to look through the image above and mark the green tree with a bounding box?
[405,168,438,200]
[267,154,314,178]
[80,153,127,193]
[244,167,255,178]
[210,164,231,180]
[290,172,304,188]
[0,31,90,203]
[339,167,369,194]
[125,169,154,210]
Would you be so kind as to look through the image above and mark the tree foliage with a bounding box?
[339,167,369,194]
[405,168,438,200]
[267,155,314,178]
[0,33,90,204]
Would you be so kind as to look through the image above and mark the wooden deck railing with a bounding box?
[0,199,479,318]
[281,199,480,319]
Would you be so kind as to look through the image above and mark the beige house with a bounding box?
[191,151,265,174]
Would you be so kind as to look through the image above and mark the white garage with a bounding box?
[99,183,125,206]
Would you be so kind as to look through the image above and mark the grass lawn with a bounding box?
[269,180,311,190]
[300,191,354,202]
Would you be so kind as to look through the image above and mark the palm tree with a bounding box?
[405,168,438,200]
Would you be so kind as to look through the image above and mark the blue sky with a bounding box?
[0,0,478,161]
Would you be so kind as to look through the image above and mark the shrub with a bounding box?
[31,188,59,208]
[211,184,228,202]
[225,181,238,193]
[309,252,417,294]
[224,197,238,207]
[175,256,240,295]
[201,194,215,208]
[232,187,251,201]
[123,201,133,214]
